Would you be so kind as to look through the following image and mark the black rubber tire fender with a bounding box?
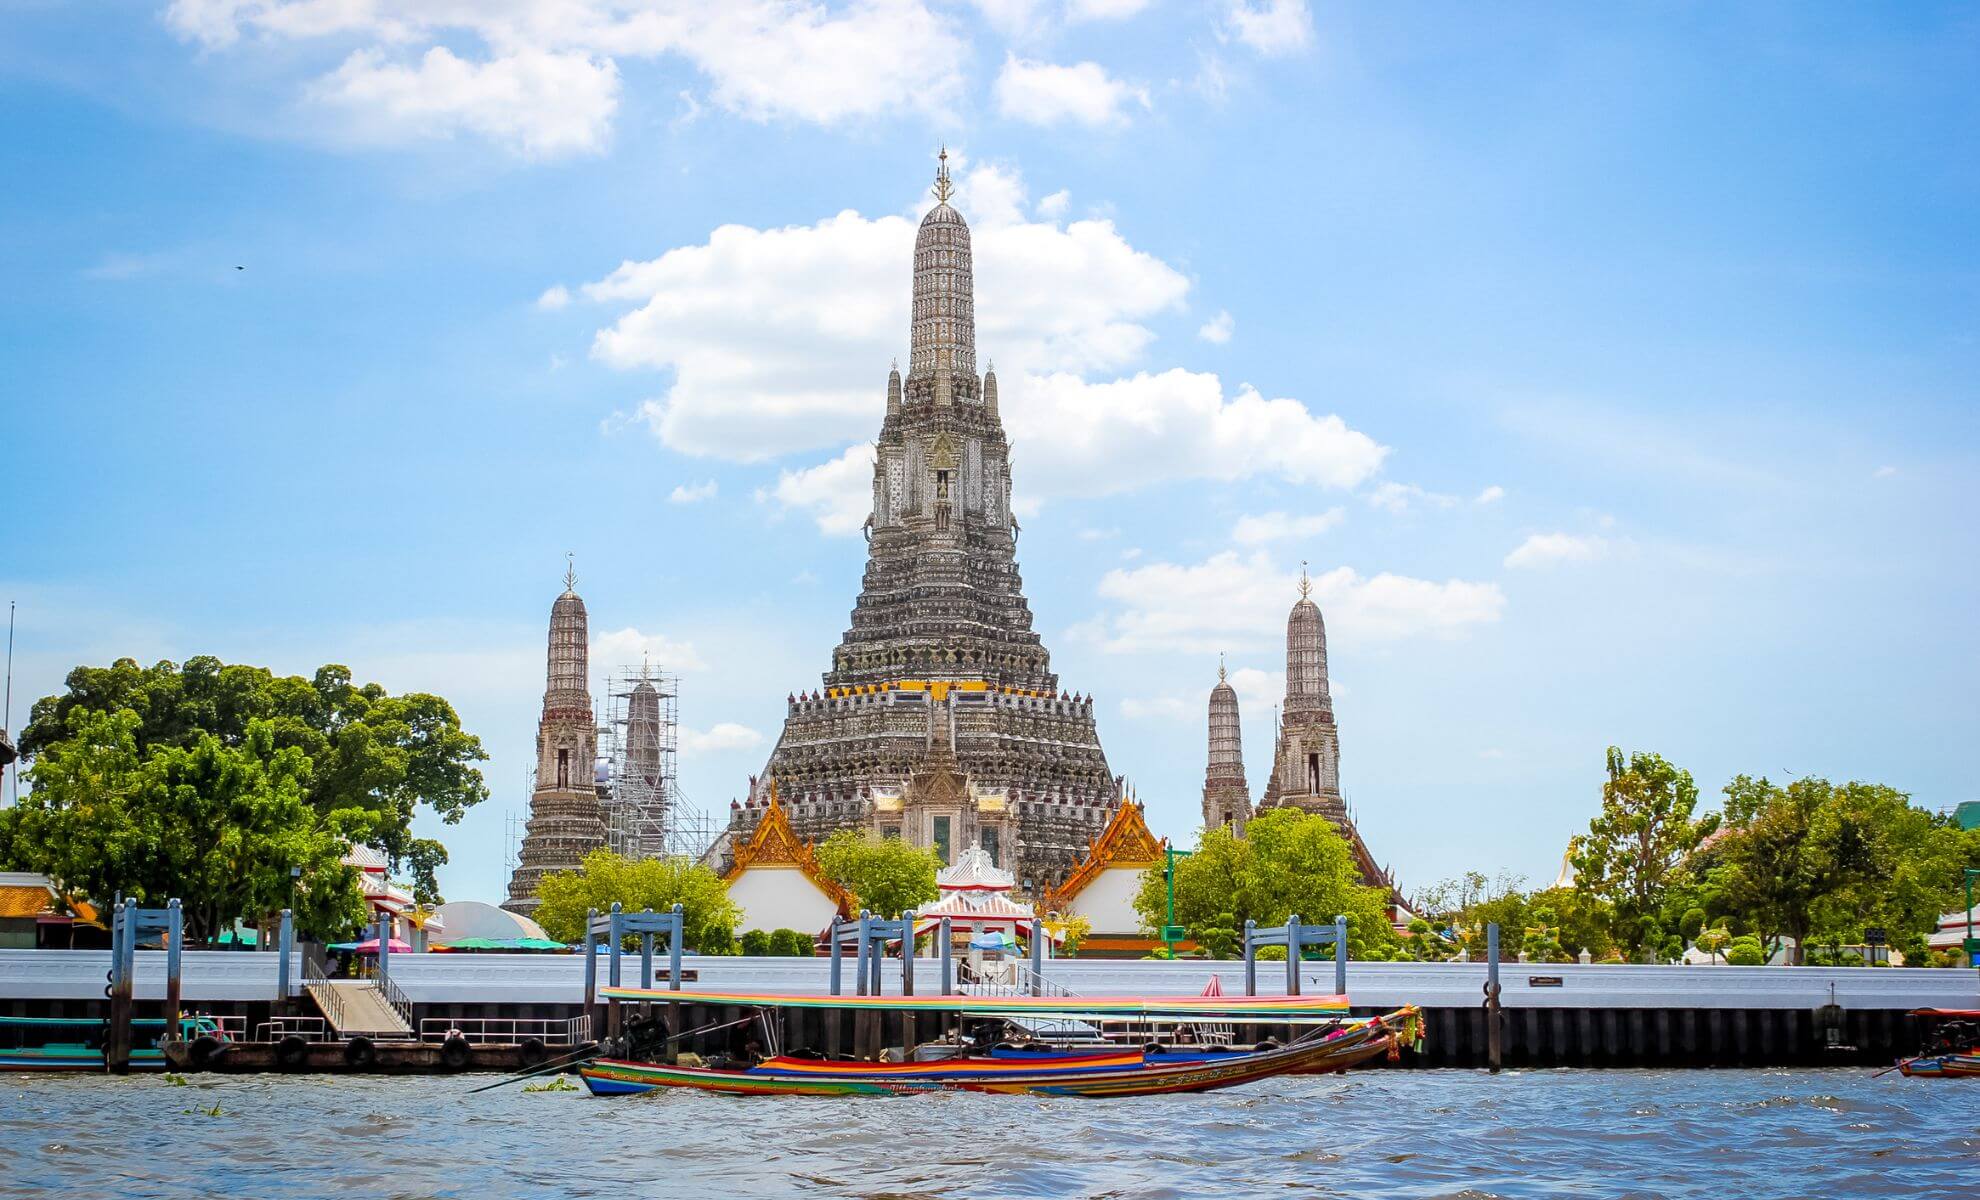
[188,1035,225,1069]
[343,1036,376,1069]
[439,1035,471,1071]
[275,1035,309,1068]
[517,1037,548,1067]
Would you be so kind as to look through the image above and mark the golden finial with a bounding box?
[564,552,577,593]
[1298,560,1310,600]
[1218,652,1227,682]
[932,146,954,204]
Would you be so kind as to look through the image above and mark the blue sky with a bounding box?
[3,2,1976,905]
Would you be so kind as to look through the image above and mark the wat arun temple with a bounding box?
[718,154,1122,891]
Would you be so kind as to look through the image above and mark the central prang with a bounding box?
[717,155,1122,892]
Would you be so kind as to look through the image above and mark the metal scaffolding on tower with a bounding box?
[598,664,717,862]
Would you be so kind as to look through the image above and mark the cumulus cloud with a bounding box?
[668,480,718,504]
[1037,189,1071,219]
[762,444,876,535]
[1367,481,1459,514]
[1084,551,1504,653]
[1503,532,1609,569]
[679,722,764,755]
[995,55,1150,127]
[1198,309,1235,344]
[1232,508,1344,545]
[536,284,572,310]
[592,625,707,672]
[1226,666,1284,711]
[1224,0,1313,56]
[1068,0,1152,18]
[1475,484,1505,504]
[164,1,970,153]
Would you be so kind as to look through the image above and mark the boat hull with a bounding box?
[1898,1052,1980,1078]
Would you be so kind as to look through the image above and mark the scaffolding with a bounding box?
[598,665,720,862]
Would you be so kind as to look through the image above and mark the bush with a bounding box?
[739,929,772,956]
[1725,936,1765,966]
[768,928,813,957]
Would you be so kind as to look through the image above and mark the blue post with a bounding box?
[938,917,953,996]
[854,911,872,997]
[582,908,599,1010]
[900,911,916,997]
[1334,914,1349,998]
[164,899,184,1038]
[1486,921,1504,1073]
[1285,914,1301,997]
[276,909,294,1002]
[639,908,655,990]
[828,921,844,995]
[1029,918,1044,995]
[607,902,624,988]
[1244,919,1257,996]
[375,913,390,989]
[667,904,684,992]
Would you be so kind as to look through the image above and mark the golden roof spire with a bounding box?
[932,146,954,204]
[1298,560,1311,600]
[564,552,577,593]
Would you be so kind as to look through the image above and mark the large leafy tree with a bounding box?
[1131,809,1396,959]
[1569,747,1715,960]
[1704,776,1977,964]
[814,830,941,919]
[0,709,367,939]
[13,656,488,902]
[534,849,741,952]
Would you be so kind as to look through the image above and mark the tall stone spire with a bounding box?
[504,563,608,915]
[1202,654,1251,835]
[734,155,1121,890]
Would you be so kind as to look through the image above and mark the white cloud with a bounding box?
[1198,309,1235,344]
[1227,666,1283,711]
[1037,189,1071,219]
[995,54,1150,127]
[312,47,621,158]
[578,169,1191,461]
[1119,695,1189,721]
[536,284,572,310]
[1475,484,1505,504]
[1367,481,1459,514]
[668,480,718,504]
[1068,0,1151,19]
[1872,465,1898,479]
[1503,532,1609,570]
[763,444,876,535]
[1232,508,1344,545]
[165,1,970,153]
[592,625,707,672]
[1085,551,1504,653]
[1224,0,1313,57]
[679,722,764,755]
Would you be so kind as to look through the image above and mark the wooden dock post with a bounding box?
[1243,919,1257,996]
[163,899,183,1041]
[1485,922,1504,1074]
[106,899,133,1075]
[900,909,916,1057]
[1332,915,1348,998]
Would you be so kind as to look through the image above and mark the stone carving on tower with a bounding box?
[504,561,608,916]
[723,153,1121,891]
[1259,566,1399,902]
[1202,655,1252,836]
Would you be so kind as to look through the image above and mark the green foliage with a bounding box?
[0,708,367,940]
[814,830,940,918]
[534,849,741,952]
[1569,747,1714,961]
[1725,935,1766,966]
[767,928,814,957]
[1701,776,1978,965]
[1130,809,1397,960]
[1694,925,1731,963]
[739,929,772,956]
[5,656,489,906]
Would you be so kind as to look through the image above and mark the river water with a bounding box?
[2,1069,1971,1199]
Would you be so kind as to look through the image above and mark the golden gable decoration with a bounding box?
[723,788,856,918]
[1043,799,1165,913]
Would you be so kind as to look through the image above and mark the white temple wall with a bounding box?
[1063,866,1150,934]
[728,867,840,935]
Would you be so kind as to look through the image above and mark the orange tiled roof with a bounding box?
[0,885,55,919]
[1043,800,1165,913]
[724,788,856,918]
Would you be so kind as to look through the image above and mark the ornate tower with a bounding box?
[1260,566,1397,901]
[1202,656,1251,835]
[731,153,1121,890]
[504,562,608,915]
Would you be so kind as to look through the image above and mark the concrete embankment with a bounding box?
[4,950,1974,1070]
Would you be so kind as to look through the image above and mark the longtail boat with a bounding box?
[1896,1009,1980,1078]
[577,995,1420,1098]
[0,1015,229,1073]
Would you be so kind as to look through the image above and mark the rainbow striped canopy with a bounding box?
[594,987,1350,1020]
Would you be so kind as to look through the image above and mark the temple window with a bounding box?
[933,815,953,864]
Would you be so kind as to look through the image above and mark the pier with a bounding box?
[4,948,1973,1071]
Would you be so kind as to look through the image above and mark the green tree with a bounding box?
[814,830,940,918]
[534,849,741,952]
[14,657,489,902]
[1695,925,1731,964]
[739,929,772,955]
[1569,747,1714,961]
[1131,809,1396,960]
[767,928,813,957]
[0,709,365,939]
[1724,935,1766,966]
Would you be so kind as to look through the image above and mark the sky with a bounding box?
[3,2,1976,906]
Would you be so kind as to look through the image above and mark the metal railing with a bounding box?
[301,946,347,1032]
[417,1015,593,1046]
[961,963,1079,999]
[376,971,415,1036]
[252,1015,331,1043]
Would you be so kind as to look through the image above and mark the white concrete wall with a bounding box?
[1063,866,1146,933]
[727,867,840,936]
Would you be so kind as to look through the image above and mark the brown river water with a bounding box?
[2,1068,1972,1199]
